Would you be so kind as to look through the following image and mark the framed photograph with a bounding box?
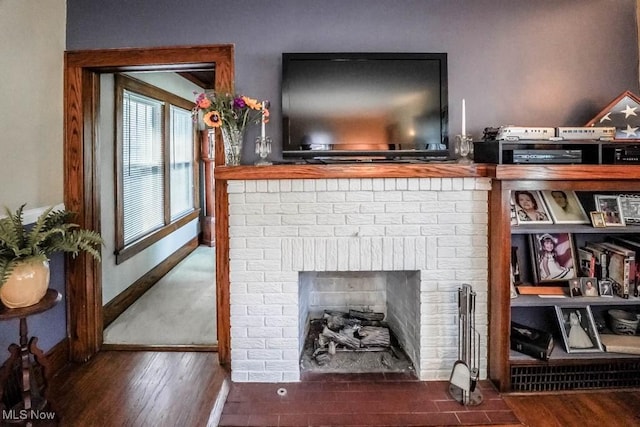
[618,194,640,225]
[568,278,582,297]
[580,277,599,297]
[512,190,553,225]
[529,233,577,283]
[541,190,590,224]
[593,194,625,226]
[590,211,606,228]
[599,279,614,297]
[554,305,603,353]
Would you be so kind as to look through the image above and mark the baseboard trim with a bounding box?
[103,237,199,327]
[207,375,230,427]
[101,343,217,352]
[46,337,70,378]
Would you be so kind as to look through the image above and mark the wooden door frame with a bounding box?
[64,45,233,363]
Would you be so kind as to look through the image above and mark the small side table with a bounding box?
[0,289,61,425]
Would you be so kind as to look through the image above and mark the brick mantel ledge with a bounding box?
[214,163,489,180]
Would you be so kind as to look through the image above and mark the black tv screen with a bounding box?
[281,52,448,160]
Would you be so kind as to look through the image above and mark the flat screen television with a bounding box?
[281,52,449,161]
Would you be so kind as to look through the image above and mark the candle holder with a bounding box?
[254,136,272,166]
[454,135,473,164]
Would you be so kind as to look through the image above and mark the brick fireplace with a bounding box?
[226,177,490,382]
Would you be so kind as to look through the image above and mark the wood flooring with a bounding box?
[43,351,640,427]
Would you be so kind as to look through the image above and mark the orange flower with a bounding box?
[197,97,212,109]
[203,111,222,128]
[241,96,261,110]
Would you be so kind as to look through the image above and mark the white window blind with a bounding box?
[169,105,195,220]
[122,90,165,245]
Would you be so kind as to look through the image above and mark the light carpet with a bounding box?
[103,245,217,345]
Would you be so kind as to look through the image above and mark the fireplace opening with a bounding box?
[298,271,420,376]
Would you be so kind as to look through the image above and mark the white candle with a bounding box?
[461,98,466,137]
[261,101,266,141]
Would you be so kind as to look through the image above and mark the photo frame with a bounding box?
[598,279,614,297]
[593,194,625,226]
[529,232,577,283]
[580,277,599,297]
[554,305,603,353]
[590,211,606,228]
[540,190,590,224]
[513,190,553,225]
[618,194,640,225]
[568,278,582,297]
[585,90,640,141]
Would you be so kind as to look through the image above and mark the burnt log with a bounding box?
[349,309,385,322]
[357,326,390,347]
[321,326,361,349]
[323,312,361,331]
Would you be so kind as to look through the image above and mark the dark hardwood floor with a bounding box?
[45,351,640,427]
[47,351,227,426]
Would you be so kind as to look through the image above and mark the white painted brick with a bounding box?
[231,349,248,360]
[227,181,246,193]
[299,226,334,237]
[299,203,332,214]
[282,214,317,225]
[349,179,361,191]
[232,316,265,327]
[437,213,474,224]
[337,239,349,270]
[264,226,299,237]
[326,239,338,270]
[303,238,315,270]
[247,283,282,294]
[247,305,282,316]
[385,225,421,236]
[291,180,304,192]
[255,180,268,192]
[247,327,283,338]
[266,360,300,371]
[264,293,297,305]
[231,305,247,316]
[230,293,263,306]
[451,178,463,190]
[346,191,374,202]
[431,178,441,190]
[420,225,456,235]
[317,214,345,225]
[280,192,316,203]
[230,248,264,260]
[228,194,246,206]
[338,179,350,191]
[372,178,385,191]
[385,202,420,213]
[230,327,248,338]
[246,214,282,226]
[231,371,248,382]
[244,180,256,193]
[374,191,403,202]
[264,204,298,215]
[384,179,396,191]
[303,179,316,192]
[402,192,438,202]
[348,238,360,270]
[266,338,298,349]
[246,192,281,204]
[265,316,298,327]
[475,178,492,191]
[282,305,299,316]
[229,226,264,238]
[247,260,282,271]
[248,349,283,360]
[438,191,473,201]
[375,214,402,225]
[463,177,477,190]
[345,214,374,225]
[265,272,298,282]
[402,213,438,224]
[326,179,338,191]
[421,201,455,213]
[358,225,386,236]
[282,372,301,382]
[248,371,283,382]
[281,327,299,338]
[360,178,373,190]
[315,239,326,271]
[333,203,360,214]
[334,226,359,237]
[315,179,327,191]
[441,178,452,190]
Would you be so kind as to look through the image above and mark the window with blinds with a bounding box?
[115,74,198,262]
[122,90,165,245]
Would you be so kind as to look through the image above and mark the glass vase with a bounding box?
[221,126,244,166]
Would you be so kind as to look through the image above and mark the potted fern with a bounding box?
[0,204,103,308]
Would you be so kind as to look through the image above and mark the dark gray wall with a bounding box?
[67,0,639,161]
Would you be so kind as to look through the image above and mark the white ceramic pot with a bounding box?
[0,258,50,309]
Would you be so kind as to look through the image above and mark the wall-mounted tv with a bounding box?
[281,52,448,160]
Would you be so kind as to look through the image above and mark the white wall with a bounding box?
[0,0,66,211]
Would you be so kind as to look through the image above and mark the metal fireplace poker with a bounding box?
[448,283,483,406]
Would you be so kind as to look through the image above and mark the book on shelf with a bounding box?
[599,241,635,298]
[510,321,554,361]
[582,242,609,282]
[600,334,640,355]
[607,236,640,297]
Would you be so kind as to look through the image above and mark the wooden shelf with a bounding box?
[511,294,640,308]
[510,345,640,363]
[511,224,640,234]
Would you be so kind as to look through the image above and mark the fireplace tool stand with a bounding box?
[448,283,483,406]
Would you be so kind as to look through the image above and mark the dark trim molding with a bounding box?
[103,237,198,327]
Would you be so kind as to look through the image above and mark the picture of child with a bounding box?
[531,232,577,283]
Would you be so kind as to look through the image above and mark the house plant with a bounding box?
[192,91,268,165]
[0,204,103,308]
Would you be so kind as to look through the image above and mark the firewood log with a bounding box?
[321,326,360,349]
[349,309,385,322]
[357,326,390,347]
